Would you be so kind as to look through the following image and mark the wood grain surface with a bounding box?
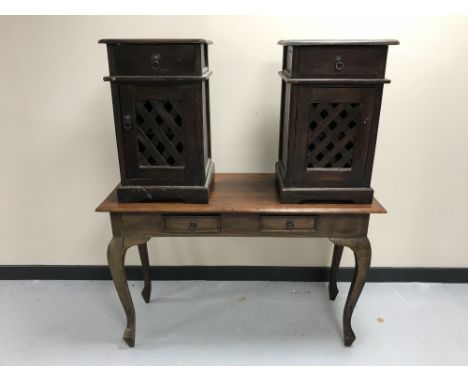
[96,173,386,214]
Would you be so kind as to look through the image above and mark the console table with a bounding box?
[96,173,386,347]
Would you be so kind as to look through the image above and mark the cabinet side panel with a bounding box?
[363,84,384,185]
[278,81,285,164]
[201,81,211,169]
[280,82,291,169]
[191,82,207,184]
[109,83,129,184]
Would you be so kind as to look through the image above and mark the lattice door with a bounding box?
[291,86,373,187]
[135,99,184,167]
[306,102,360,169]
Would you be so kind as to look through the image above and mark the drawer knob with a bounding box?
[150,54,161,71]
[335,55,344,71]
[286,220,295,230]
[123,114,132,130]
[188,221,198,231]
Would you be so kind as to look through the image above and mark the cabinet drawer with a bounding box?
[162,215,220,233]
[259,215,316,232]
[296,46,387,78]
[108,44,206,76]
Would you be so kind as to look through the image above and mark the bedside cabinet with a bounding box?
[100,39,214,203]
[275,39,399,203]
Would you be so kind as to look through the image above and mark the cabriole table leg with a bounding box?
[107,236,149,347]
[330,237,371,347]
[328,244,344,301]
[138,243,152,303]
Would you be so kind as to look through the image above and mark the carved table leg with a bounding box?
[329,237,371,347]
[138,243,152,303]
[328,244,344,301]
[107,236,149,347]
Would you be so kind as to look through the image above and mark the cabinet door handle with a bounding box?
[286,220,295,230]
[123,114,132,130]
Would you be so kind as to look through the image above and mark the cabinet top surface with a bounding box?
[278,39,399,46]
[98,38,213,45]
[96,173,386,214]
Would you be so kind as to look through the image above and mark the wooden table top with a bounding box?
[96,173,386,214]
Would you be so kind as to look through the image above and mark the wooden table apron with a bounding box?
[97,173,385,348]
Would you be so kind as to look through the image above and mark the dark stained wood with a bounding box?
[105,43,210,76]
[295,87,375,186]
[278,39,399,46]
[293,46,388,79]
[276,40,398,203]
[99,39,213,45]
[279,71,390,84]
[103,72,212,82]
[101,39,214,203]
[276,164,374,203]
[96,173,386,214]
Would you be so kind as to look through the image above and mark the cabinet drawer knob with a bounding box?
[335,55,344,71]
[188,221,198,231]
[335,60,344,71]
[150,54,161,71]
[286,220,295,230]
[123,114,132,130]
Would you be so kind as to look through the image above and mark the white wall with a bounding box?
[1,15,467,267]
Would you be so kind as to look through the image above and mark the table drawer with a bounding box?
[259,215,317,233]
[296,45,387,78]
[162,215,220,233]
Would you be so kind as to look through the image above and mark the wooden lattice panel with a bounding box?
[306,102,360,169]
[135,100,184,167]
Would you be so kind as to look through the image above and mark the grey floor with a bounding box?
[1,280,467,365]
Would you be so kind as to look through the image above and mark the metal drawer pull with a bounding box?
[150,54,161,70]
[188,221,198,231]
[335,55,344,71]
[286,220,295,230]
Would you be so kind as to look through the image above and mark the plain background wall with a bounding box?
[0,15,467,267]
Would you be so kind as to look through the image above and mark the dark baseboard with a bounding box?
[0,266,468,283]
